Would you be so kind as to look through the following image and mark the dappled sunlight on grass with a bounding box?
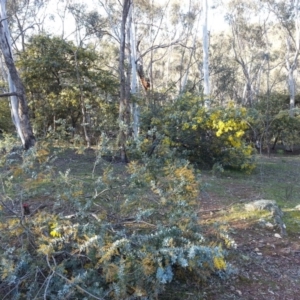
[201,206,272,226]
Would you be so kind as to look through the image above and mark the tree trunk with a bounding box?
[128,4,140,140]
[118,0,132,162]
[271,0,300,117]
[0,0,35,149]
[202,0,210,107]
[288,67,296,117]
[74,50,91,148]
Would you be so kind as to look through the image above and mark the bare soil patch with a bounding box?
[198,212,300,299]
[192,154,300,300]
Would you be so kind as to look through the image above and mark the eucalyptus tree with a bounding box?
[6,0,50,53]
[174,2,201,94]
[96,0,136,160]
[226,0,269,106]
[202,0,210,107]
[19,35,77,132]
[127,3,140,139]
[118,0,132,162]
[0,0,35,149]
[138,0,200,96]
[209,33,237,104]
[264,0,300,117]
[96,0,194,159]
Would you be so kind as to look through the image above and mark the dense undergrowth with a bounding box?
[0,136,235,300]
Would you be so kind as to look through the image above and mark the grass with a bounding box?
[203,154,300,209]
[283,210,300,236]
[202,207,272,225]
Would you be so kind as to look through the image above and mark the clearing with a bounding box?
[164,153,300,300]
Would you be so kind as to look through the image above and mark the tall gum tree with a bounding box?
[127,3,140,139]
[7,0,50,53]
[119,0,132,162]
[97,0,134,160]
[265,0,300,117]
[227,0,268,107]
[202,0,210,107]
[0,0,35,149]
[177,2,201,94]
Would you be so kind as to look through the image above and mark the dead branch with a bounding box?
[0,92,19,98]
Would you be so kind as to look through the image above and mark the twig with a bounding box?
[32,271,50,300]
[2,285,18,300]
[30,204,48,215]
[92,186,120,200]
[0,92,19,98]
[0,199,18,215]
[123,220,157,228]
[0,17,9,25]
[2,273,31,300]
[43,271,54,300]
[45,255,105,300]
[198,207,227,213]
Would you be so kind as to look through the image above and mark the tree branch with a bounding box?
[0,92,19,98]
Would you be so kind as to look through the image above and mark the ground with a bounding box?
[168,153,300,300]
[1,147,300,299]
[53,150,300,299]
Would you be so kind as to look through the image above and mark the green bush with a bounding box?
[0,100,14,134]
[141,93,255,172]
[0,139,233,299]
[248,93,300,150]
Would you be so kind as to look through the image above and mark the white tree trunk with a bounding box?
[118,0,132,162]
[288,66,296,117]
[0,0,35,149]
[0,1,24,144]
[202,0,210,107]
[288,0,300,117]
[286,36,297,118]
[181,19,199,93]
[128,4,140,140]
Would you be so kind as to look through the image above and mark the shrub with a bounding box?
[247,93,300,151]
[0,138,233,299]
[0,100,14,134]
[142,94,255,172]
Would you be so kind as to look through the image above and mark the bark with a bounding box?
[74,50,91,148]
[0,0,35,149]
[230,19,254,107]
[288,0,299,117]
[118,0,132,162]
[267,0,300,117]
[202,0,210,107]
[285,35,299,117]
[128,5,140,140]
[137,64,150,91]
[0,92,18,97]
[287,66,296,116]
[181,16,199,94]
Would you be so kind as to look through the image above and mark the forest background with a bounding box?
[0,0,300,299]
